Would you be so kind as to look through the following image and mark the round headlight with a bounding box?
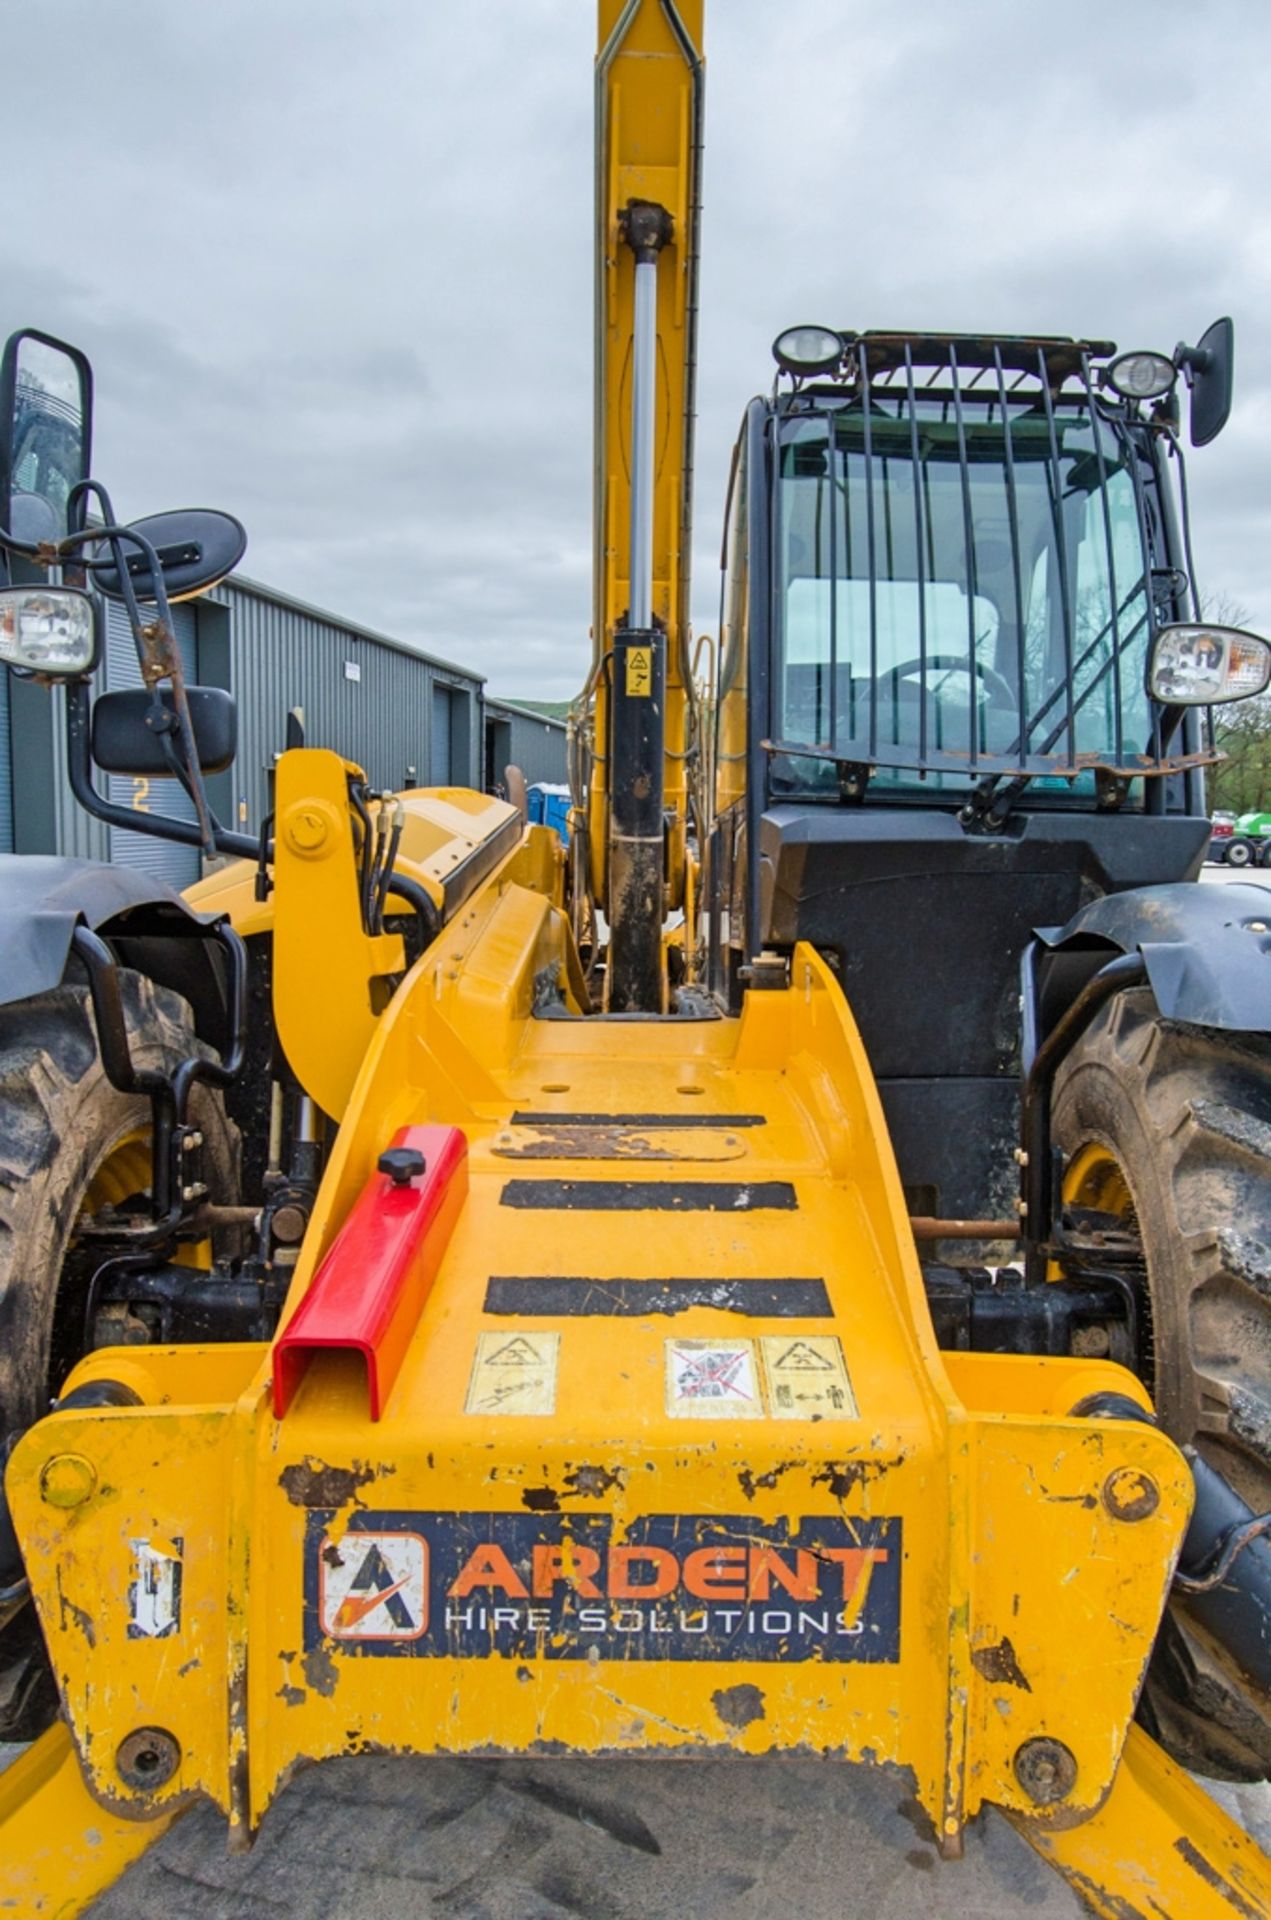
[1149,623,1271,706]
[1105,350,1176,401]
[773,325,843,377]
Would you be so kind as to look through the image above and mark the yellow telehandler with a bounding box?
[2,4,1271,1914]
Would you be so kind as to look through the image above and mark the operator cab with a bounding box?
[709,326,1265,1237]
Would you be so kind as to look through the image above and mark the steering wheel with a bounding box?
[878,654,1016,707]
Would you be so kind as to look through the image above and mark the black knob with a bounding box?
[378,1146,426,1187]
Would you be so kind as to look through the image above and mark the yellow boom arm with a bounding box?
[587,0,703,940]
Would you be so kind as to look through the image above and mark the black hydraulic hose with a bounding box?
[1075,1392,1271,1698]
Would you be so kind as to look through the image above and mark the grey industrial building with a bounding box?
[0,574,567,888]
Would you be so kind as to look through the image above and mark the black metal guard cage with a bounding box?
[761,332,1215,792]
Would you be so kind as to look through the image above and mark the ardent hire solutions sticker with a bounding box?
[465,1331,560,1415]
[666,1338,763,1418]
[761,1335,857,1419]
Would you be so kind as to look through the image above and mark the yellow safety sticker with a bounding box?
[761,1335,857,1419]
[465,1331,560,1416]
[625,645,652,697]
[666,1338,763,1418]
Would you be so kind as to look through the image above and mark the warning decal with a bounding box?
[304,1510,901,1664]
[319,1530,428,1641]
[666,1338,762,1418]
[465,1330,560,1415]
[625,645,652,697]
[761,1336,857,1419]
[128,1536,184,1639]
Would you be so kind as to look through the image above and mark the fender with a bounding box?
[0,854,233,1051]
[1034,880,1271,1038]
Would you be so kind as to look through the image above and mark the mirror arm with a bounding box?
[65,678,259,863]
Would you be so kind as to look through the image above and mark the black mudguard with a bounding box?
[1035,881,1271,1038]
[0,855,232,1051]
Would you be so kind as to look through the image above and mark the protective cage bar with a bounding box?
[765,333,1202,787]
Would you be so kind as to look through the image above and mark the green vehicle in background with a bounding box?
[1222,809,1271,866]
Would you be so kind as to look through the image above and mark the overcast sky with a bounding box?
[8,0,1269,699]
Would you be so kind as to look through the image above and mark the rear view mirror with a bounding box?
[0,329,92,546]
[92,507,247,602]
[1178,317,1234,449]
[91,685,238,774]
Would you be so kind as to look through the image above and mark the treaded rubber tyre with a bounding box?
[1053,986,1271,1779]
[0,969,239,1739]
[0,969,240,1435]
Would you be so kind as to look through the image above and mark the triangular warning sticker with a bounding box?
[771,1340,834,1371]
[485,1336,542,1366]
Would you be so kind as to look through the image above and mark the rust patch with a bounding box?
[277,1683,306,1707]
[177,1656,200,1677]
[280,1457,376,1509]
[712,1683,765,1730]
[971,1636,1032,1691]
[1174,1837,1263,1920]
[522,1486,561,1513]
[812,1456,904,1499]
[303,1645,339,1697]
[493,1126,745,1163]
[56,1573,95,1649]
[737,1461,798,1502]
[564,1464,624,1497]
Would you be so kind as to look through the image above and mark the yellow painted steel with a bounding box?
[588,0,703,909]
[0,1723,176,1914]
[7,925,1195,1880]
[1015,1723,1271,1916]
[187,755,528,1121]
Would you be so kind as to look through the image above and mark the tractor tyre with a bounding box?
[0,970,239,1740]
[1053,987,1271,1779]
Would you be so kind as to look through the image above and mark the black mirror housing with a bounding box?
[0,329,93,559]
[1182,316,1234,448]
[91,685,238,775]
[92,508,247,602]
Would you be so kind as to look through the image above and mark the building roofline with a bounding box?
[217,571,486,687]
[484,697,568,733]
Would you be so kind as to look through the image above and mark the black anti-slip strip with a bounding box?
[509,1111,766,1129]
[499,1179,798,1212]
[483,1277,832,1318]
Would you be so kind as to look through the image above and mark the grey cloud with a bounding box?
[5,1,1268,697]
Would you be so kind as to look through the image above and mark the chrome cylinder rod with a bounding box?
[621,199,673,628]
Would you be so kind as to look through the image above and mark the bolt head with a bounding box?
[39,1452,97,1508]
[116,1726,181,1792]
[1014,1737,1078,1805]
[1103,1466,1160,1522]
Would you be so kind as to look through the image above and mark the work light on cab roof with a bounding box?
[1104,349,1177,400]
[772,324,843,377]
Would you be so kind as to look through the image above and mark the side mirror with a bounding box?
[0,329,93,546]
[91,685,238,774]
[1177,317,1234,449]
[1148,623,1270,705]
[92,507,247,602]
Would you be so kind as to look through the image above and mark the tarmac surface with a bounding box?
[3,866,1269,1918]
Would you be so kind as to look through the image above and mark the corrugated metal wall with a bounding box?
[6,574,489,868]
[207,580,483,834]
[484,700,567,788]
[104,598,200,887]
